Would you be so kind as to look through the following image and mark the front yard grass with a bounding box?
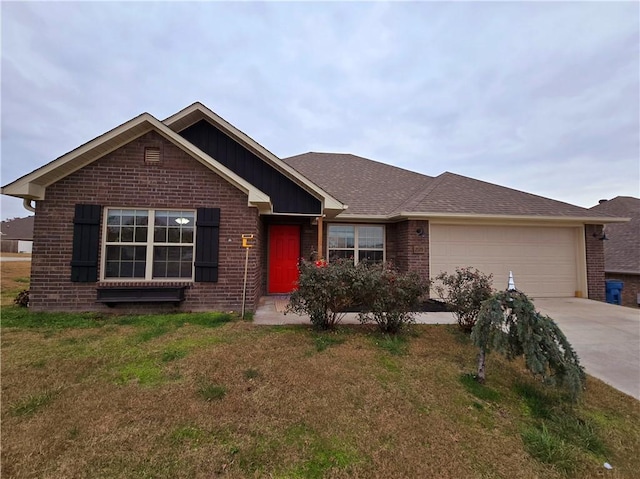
[1,260,31,306]
[2,305,639,478]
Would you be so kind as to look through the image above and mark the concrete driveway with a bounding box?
[255,296,640,400]
[534,298,639,400]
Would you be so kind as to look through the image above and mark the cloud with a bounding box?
[1,1,638,219]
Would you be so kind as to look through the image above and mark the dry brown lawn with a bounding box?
[2,314,639,479]
[2,264,639,478]
[1,260,31,305]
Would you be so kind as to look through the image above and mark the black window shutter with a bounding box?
[195,208,220,282]
[70,204,101,282]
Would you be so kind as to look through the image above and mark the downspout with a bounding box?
[23,198,36,213]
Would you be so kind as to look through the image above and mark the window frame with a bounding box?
[100,207,196,282]
[327,224,385,264]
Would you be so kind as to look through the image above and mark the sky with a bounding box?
[1,1,639,220]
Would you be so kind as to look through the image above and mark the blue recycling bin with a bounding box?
[605,280,623,305]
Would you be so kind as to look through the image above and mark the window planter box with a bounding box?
[96,286,187,306]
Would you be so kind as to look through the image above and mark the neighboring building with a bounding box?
[590,197,640,308]
[0,216,34,253]
[0,103,625,312]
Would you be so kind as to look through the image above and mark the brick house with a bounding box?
[1,103,626,312]
[0,216,34,253]
[590,196,640,308]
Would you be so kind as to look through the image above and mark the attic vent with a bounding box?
[144,147,161,164]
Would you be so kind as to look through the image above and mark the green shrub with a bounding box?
[287,260,429,333]
[14,289,29,307]
[286,259,361,330]
[434,267,494,332]
[357,264,429,334]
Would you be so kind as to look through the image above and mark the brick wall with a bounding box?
[394,219,430,281]
[585,224,606,302]
[30,131,262,313]
[394,222,409,272]
[385,223,397,265]
[605,272,640,308]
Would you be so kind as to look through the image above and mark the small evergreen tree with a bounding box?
[471,290,585,400]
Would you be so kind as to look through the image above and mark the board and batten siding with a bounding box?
[179,120,322,215]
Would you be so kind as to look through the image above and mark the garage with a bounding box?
[430,224,585,298]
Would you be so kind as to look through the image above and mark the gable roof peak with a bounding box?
[2,103,347,217]
[1,111,273,212]
[164,107,345,216]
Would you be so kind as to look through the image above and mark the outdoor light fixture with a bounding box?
[592,231,608,241]
[416,227,425,237]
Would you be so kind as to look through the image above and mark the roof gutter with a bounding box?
[393,211,631,224]
[604,269,640,275]
[331,211,630,225]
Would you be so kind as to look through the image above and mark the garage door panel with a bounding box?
[431,225,579,298]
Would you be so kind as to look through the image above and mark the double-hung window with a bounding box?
[104,209,195,280]
[327,225,384,264]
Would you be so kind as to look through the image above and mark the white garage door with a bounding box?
[430,224,581,298]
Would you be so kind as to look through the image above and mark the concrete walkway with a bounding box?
[254,296,640,400]
[253,295,458,326]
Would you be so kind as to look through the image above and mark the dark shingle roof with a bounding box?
[590,197,640,274]
[0,216,34,240]
[285,152,616,220]
[406,172,608,217]
[284,152,433,216]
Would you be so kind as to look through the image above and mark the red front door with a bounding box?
[268,225,300,293]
